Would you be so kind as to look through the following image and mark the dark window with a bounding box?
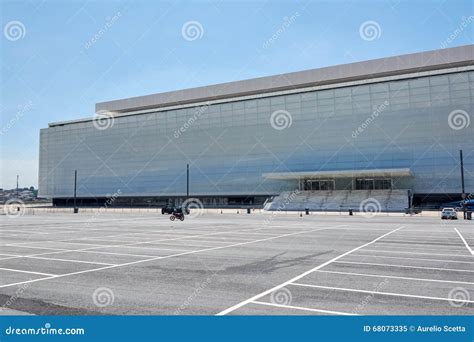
[303,180,334,191]
[375,179,391,190]
[356,179,374,190]
[356,178,392,190]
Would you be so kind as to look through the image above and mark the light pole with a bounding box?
[186,164,189,199]
[73,170,78,213]
[460,150,466,219]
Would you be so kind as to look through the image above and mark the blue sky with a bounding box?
[1,0,472,189]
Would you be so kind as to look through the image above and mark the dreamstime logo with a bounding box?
[92,110,115,130]
[3,199,26,218]
[92,287,114,307]
[0,100,33,136]
[359,20,381,41]
[174,272,218,314]
[354,278,389,314]
[84,12,122,50]
[263,12,300,49]
[181,21,204,41]
[456,193,473,212]
[263,189,300,226]
[352,101,389,139]
[441,16,474,48]
[270,287,292,305]
[4,322,85,335]
[0,283,29,312]
[174,102,210,138]
[4,21,26,41]
[448,109,470,130]
[448,287,470,307]
[85,190,121,227]
[270,110,292,130]
[182,198,204,218]
[359,198,381,218]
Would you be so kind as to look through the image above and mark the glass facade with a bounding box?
[39,70,474,199]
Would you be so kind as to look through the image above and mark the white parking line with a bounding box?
[454,228,474,255]
[0,267,56,277]
[2,222,331,256]
[0,227,295,262]
[186,236,253,243]
[227,231,282,237]
[0,253,22,257]
[365,244,466,253]
[74,250,161,258]
[134,242,217,248]
[313,270,474,285]
[0,245,179,263]
[0,229,49,235]
[381,236,466,244]
[1,255,117,266]
[0,245,76,252]
[6,241,115,248]
[351,253,474,264]
[91,245,192,252]
[384,236,461,242]
[106,231,197,237]
[361,249,470,258]
[217,226,403,315]
[76,250,163,259]
[0,224,349,289]
[376,240,464,248]
[251,300,357,315]
[290,283,474,303]
[163,240,234,247]
[1,221,357,263]
[333,260,474,273]
[79,238,144,244]
[394,229,469,234]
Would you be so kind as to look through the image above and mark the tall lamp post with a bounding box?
[73,170,78,214]
[186,163,189,199]
[460,150,466,220]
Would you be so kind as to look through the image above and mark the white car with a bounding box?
[441,208,458,220]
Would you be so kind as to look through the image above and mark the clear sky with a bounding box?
[1,0,472,189]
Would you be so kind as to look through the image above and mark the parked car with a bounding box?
[162,205,190,215]
[441,208,458,220]
[405,207,422,215]
[161,205,175,215]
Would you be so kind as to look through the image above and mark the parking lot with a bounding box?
[0,210,472,315]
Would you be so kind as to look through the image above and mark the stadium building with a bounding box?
[39,45,474,211]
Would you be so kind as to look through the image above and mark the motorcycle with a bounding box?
[170,209,185,221]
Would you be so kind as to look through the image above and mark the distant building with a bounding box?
[0,187,37,202]
[39,45,473,209]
